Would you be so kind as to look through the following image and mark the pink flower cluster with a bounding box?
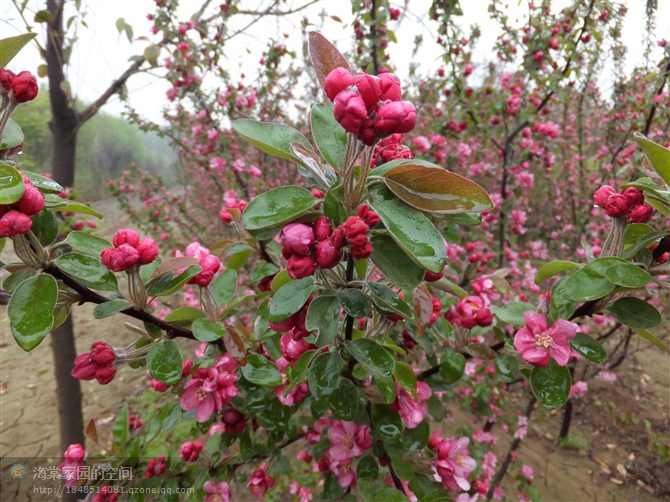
[446,296,494,329]
[144,456,166,478]
[71,341,118,385]
[0,69,38,103]
[0,173,45,237]
[324,67,416,145]
[513,311,577,367]
[429,433,477,492]
[247,463,275,498]
[180,355,238,422]
[176,242,221,286]
[593,185,653,222]
[317,420,373,488]
[179,440,203,462]
[101,229,159,272]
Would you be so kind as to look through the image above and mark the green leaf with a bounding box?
[346,338,395,377]
[366,281,415,321]
[439,351,465,384]
[371,404,403,439]
[382,162,492,214]
[607,297,662,329]
[633,328,666,350]
[164,307,204,325]
[357,455,379,480]
[30,210,58,246]
[369,188,446,273]
[530,360,571,409]
[111,404,129,455]
[560,268,616,302]
[145,265,201,296]
[232,119,312,163]
[8,274,57,351]
[419,491,455,502]
[0,163,25,204]
[535,260,581,284]
[305,295,340,346]
[242,186,318,231]
[268,276,315,322]
[211,269,237,307]
[634,132,670,185]
[308,351,341,398]
[44,194,103,218]
[584,257,652,289]
[310,103,347,171]
[64,231,112,258]
[329,378,360,420]
[491,302,536,326]
[147,340,183,385]
[3,268,35,292]
[144,44,160,65]
[324,189,348,226]
[55,252,108,284]
[621,230,667,260]
[338,288,371,318]
[0,119,25,150]
[370,234,424,292]
[358,479,408,502]
[394,361,417,398]
[285,349,316,393]
[249,263,278,285]
[569,333,606,364]
[0,33,37,67]
[191,319,226,342]
[495,355,519,383]
[23,171,63,194]
[241,354,283,387]
[375,373,397,403]
[94,300,130,319]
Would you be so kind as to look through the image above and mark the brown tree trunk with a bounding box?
[46,0,85,462]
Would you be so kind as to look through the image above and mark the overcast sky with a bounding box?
[1,0,668,123]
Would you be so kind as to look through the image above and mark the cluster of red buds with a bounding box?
[101,229,159,272]
[446,296,494,329]
[144,456,167,478]
[0,173,45,237]
[324,67,416,145]
[280,206,381,280]
[179,440,204,462]
[71,341,119,385]
[0,69,38,104]
[128,413,142,431]
[593,186,653,223]
[370,133,414,167]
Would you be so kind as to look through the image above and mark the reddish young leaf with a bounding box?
[308,31,351,88]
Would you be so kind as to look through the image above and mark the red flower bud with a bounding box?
[602,193,628,218]
[0,210,32,237]
[350,241,373,259]
[621,187,644,208]
[281,223,315,257]
[113,229,141,248]
[137,238,159,264]
[378,73,402,101]
[374,100,417,135]
[12,71,38,103]
[64,444,86,463]
[323,67,354,102]
[357,119,377,146]
[333,90,368,134]
[424,270,444,282]
[330,227,347,250]
[627,203,653,223]
[354,72,381,110]
[94,366,117,385]
[0,69,16,91]
[101,244,140,272]
[313,216,332,242]
[90,341,117,365]
[593,185,616,207]
[315,240,342,269]
[16,185,45,215]
[356,205,381,227]
[286,255,318,279]
[341,216,370,246]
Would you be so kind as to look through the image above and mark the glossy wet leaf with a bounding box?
[147,340,183,385]
[232,118,311,164]
[495,355,519,383]
[358,479,408,502]
[311,103,347,171]
[371,404,403,439]
[211,269,238,307]
[191,318,225,342]
[64,231,112,258]
[241,354,283,387]
[369,188,446,273]
[145,265,201,296]
[23,171,63,194]
[370,234,425,292]
[308,351,341,398]
[8,274,57,351]
[375,373,397,403]
[30,210,58,246]
[394,361,417,398]
[305,295,340,346]
[55,253,108,284]
[0,163,25,204]
[491,302,536,326]
[530,360,571,410]
[357,455,379,480]
[249,263,277,285]
[569,333,607,364]
[94,300,130,319]
[242,186,318,231]
[560,268,616,302]
[163,307,204,323]
[634,132,670,185]
[339,288,371,318]
[440,351,465,384]
[584,257,652,289]
[383,162,492,214]
[535,260,581,284]
[308,31,351,88]
[268,276,315,322]
[346,338,395,377]
[329,378,359,420]
[44,194,103,218]
[366,281,416,322]
[607,297,662,329]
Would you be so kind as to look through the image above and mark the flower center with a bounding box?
[342,434,354,449]
[195,387,208,401]
[534,332,553,348]
[456,453,465,467]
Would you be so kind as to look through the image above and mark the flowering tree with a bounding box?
[2,2,670,500]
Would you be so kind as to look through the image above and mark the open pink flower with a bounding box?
[177,242,221,287]
[247,464,275,498]
[327,420,372,461]
[203,480,231,502]
[513,311,577,366]
[432,436,477,492]
[180,367,238,422]
[392,381,432,429]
